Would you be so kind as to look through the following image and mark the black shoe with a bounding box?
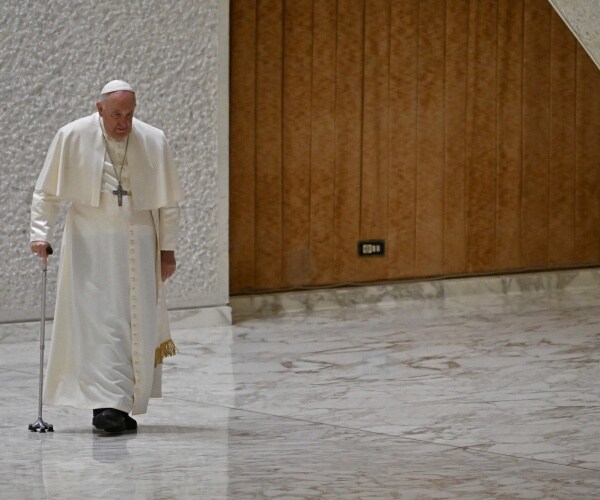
[93,408,125,433]
[93,408,108,418]
[124,414,137,431]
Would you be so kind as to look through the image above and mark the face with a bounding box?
[96,91,136,141]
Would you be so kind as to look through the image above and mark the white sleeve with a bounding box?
[30,189,63,244]
[158,205,180,251]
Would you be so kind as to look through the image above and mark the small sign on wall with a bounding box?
[358,240,385,257]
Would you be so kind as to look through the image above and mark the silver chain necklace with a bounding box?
[100,116,130,206]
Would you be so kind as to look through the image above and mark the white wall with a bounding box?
[0,0,230,323]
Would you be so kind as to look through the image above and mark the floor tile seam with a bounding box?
[168,395,600,474]
[460,447,600,473]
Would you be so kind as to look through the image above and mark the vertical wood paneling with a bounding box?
[443,0,468,274]
[334,0,364,282]
[415,0,445,276]
[230,0,600,294]
[388,0,418,279]
[548,9,576,265]
[496,0,523,269]
[466,0,498,272]
[282,0,313,286]
[575,45,600,262]
[309,0,337,284]
[254,0,283,288]
[229,0,257,291]
[359,0,390,281]
[522,0,551,267]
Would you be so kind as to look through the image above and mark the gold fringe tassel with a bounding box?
[155,339,178,366]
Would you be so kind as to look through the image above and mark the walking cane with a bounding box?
[29,245,54,433]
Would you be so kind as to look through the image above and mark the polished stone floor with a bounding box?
[2,270,600,499]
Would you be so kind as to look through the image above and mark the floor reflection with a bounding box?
[3,272,600,498]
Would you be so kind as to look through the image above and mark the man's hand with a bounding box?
[161,250,176,282]
[31,241,52,260]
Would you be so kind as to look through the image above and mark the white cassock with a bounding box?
[30,112,183,415]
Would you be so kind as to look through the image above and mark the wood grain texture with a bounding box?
[359,0,390,281]
[415,0,445,276]
[548,9,576,265]
[254,0,284,288]
[496,0,523,270]
[309,0,337,285]
[282,0,313,286]
[230,0,600,294]
[388,0,418,279]
[334,0,364,283]
[522,0,551,267]
[229,0,257,291]
[575,45,600,263]
[466,0,498,272]
[443,0,468,274]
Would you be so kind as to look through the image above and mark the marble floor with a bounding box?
[1,271,600,499]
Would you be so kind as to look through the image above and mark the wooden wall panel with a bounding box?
[230,0,600,294]
[496,0,523,270]
[522,1,551,267]
[415,0,445,276]
[229,0,256,290]
[282,0,313,287]
[309,0,337,285]
[548,9,576,265]
[254,0,283,289]
[359,0,390,282]
[575,45,600,262]
[444,0,468,274]
[334,0,364,282]
[466,0,498,272]
[388,0,418,279]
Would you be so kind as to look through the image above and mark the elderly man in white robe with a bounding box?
[30,80,183,433]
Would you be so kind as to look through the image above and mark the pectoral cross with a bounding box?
[112,183,129,207]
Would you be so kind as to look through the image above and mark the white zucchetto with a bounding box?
[100,80,135,95]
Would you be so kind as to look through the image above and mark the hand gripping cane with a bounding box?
[29,245,54,433]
